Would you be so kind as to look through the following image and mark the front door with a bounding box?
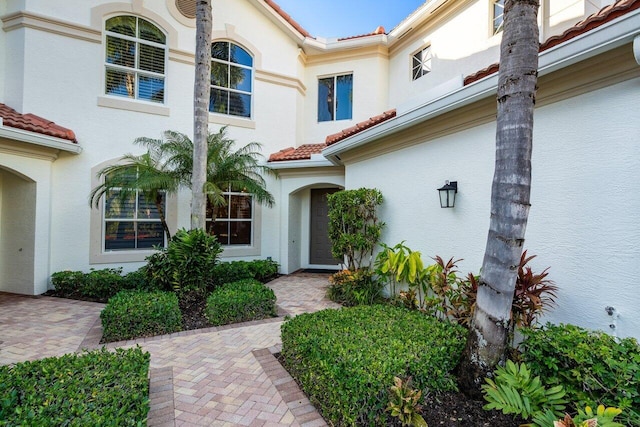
[309,188,339,265]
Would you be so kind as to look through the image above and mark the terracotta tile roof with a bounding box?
[268,143,326,162]
[263,0,313,38]
[325,109,397,146]
[0,103,77,142]
[463,0,640,85]
[338,26,386,41]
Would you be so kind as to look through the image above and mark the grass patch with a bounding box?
[280,305,467,426]
[0,347,150,426]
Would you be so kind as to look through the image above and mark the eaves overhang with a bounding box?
[322,6,640,164]
[0,123,82,154]
[267,157,335,170]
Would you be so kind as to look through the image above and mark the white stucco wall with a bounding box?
[2,0,303,284]
[344,77,640,340]
[0,155,54,295]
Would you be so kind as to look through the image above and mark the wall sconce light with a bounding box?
[437,181,457,208]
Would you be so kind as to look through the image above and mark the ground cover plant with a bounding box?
[280,305,467,426]
[205,279,277,326]
[519,323,640,426]
[100,290,182,342]
[0,347,150,426]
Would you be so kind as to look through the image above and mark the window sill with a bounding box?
[97,96,170,116]
[208,113,256,129]
[90,248,161,264]
[220,245,261,257]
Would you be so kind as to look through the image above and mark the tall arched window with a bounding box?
[210,41,253,118]
[105,16,167,103]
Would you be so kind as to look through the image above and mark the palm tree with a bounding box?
[89,129,276,240]
[458,0,540,396]
[192,0,212,230]
[88,149,183,240]
[203,127,275,215]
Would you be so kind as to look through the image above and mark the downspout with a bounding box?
[634,34,640,65]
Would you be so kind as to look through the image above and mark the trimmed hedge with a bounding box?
[210,259,279,287]
[205,279,277,326]
[280,305,467,426]
[0,347,150,426]
[101,290,182,342]
[50,267,159,302]
[520,323,640,426]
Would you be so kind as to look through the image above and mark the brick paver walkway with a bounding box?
[0,273,340,426]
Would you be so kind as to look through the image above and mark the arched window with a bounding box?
[104,16,167,103]
[210,41,253,118]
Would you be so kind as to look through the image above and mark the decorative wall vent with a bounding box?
[175,0,196,19]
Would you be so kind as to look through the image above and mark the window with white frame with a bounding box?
[210,41,253,118]
[318,74,353,122]
[412,46,432,81]
[492,0,505,35]
[206,190,253,245]
[105,16,166,103]
[103,171,167,251]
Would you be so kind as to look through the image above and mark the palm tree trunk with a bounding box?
[154,193,172,241]
[458,0,539,397]
[191,0,212,230]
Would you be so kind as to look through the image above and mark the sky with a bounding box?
[271,0,427,39]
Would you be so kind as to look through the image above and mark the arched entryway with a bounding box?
[0,167,37,294]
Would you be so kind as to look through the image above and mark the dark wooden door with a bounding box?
[310,188,339,265]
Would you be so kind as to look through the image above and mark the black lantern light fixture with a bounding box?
[437,180,457,208]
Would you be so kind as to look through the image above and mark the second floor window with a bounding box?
[412,46,432,80]
[210,41,253,118]
[318,74,353,122]
[492,0,505,35]
[105,16,166,103]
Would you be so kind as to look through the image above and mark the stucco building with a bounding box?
[1,0,639,339]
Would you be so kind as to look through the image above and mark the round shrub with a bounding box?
[101,290,182,342]
[205,279,277,326]
[280,305,467,426]
[145,228,222,296]
[50,270,84,297]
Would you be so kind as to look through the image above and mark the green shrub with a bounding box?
[327,268,383,306]
[81,268,124,300]
[145,228,222,296]
[101,290,182,342]
[50,270,84,297]
[205,279,277,326]
[482,360,566,420]
[280,305,467,426]
[520,323,640,426]
[210,259,280,288]
[0,347,149,426]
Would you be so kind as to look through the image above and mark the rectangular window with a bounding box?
[206,191,253,245]
[492,0,504,35]
[412,46,432,81]
[318,74,353,122]
[104,190,166,251]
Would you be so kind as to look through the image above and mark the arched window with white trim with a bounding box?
[209,41,253,118]
[104,16,167,103]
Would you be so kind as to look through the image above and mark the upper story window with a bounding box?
[492,0,505,35]
[412,46,432,81]
[318,74,353,122]
[210,41,253,118]
[103,171,167,251]
[206,191,254,245]
[105,16,166,103]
